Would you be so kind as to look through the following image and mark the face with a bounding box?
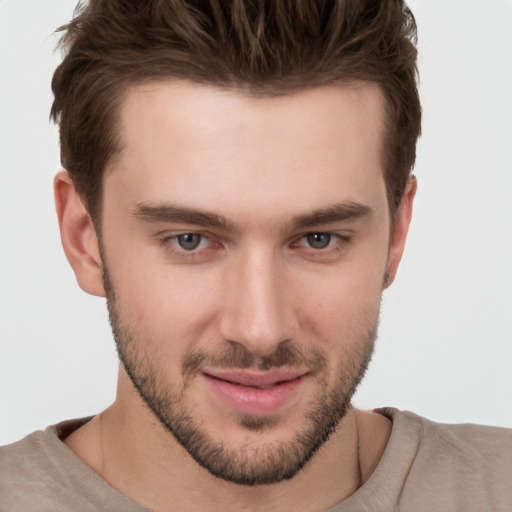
[99,82,396,485]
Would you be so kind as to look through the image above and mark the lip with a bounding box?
[201,369,309,415]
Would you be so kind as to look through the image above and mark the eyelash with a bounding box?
[158,233,219,262]
[158,231,352,261]
[293,233,350,251]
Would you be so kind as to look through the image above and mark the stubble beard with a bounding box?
[103,266,378,486]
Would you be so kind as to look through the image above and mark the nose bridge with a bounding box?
[220,244,294,356]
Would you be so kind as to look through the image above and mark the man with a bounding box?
[1,1,510,511]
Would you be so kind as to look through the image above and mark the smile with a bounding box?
[201,369,309,415]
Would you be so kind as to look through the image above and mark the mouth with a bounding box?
[201,368,309,415]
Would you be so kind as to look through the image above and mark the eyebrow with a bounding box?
[290,202,373,229]
[133,201,372,231]
[134,203,237,231]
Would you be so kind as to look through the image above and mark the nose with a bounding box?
[219,246,297,357]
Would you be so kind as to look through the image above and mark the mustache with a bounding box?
[182,342,327,376]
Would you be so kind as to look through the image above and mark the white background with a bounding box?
[0,0,511,445]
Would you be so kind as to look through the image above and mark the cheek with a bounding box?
[302,277,381,334]
[296,251,387,340]
[108,251,222,350]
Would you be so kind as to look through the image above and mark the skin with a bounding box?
[55,81,415,512]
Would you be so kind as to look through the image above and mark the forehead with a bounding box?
[107,80,387,225]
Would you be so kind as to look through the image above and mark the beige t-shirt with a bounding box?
[1,409,511,511]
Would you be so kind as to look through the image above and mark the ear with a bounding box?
[384,176,417,288]
[54,170,106,297]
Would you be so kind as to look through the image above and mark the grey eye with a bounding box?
[306,233,331,249]
[177,233,202,250]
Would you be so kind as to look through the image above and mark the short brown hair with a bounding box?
[51,0,421,222]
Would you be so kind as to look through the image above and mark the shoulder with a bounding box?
[0,419,146,512]
[0,428,49,477]
[386,409,512,510]
[0,429,55,510]
[393,409,512,466]
[339,409,512,512]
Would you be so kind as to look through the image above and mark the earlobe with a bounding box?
[384,176,417,288]
[54,170,106,297]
